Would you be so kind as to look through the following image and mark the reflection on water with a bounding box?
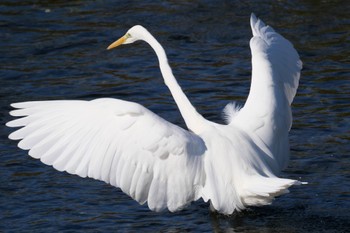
[1,0,349,232]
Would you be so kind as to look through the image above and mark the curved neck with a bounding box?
[142,32,206,133]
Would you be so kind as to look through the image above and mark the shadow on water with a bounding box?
[1,0,349,232]
[209,204,350,233]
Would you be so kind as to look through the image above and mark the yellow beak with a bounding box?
[107,35,127,50]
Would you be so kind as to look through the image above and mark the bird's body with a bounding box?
[7,14,303,214]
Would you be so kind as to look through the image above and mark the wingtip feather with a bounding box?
[8,131,20,140]
[10,102,27,109]
[250,13,257,23]
[6,120,16,128]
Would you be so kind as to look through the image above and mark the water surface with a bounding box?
[1,0,349,232]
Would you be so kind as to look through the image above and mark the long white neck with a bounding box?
[142,32,207,133]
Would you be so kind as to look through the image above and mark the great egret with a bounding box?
[7,13,303,214]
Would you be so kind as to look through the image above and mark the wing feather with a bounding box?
[232,14,302,172]
[7,98,206,212]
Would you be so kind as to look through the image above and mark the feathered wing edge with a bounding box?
[6,98,207,212]
[249,13,302,106]
[214,14,304,214]
[227,13,302,172]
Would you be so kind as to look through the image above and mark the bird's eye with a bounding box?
[126,33,131,38]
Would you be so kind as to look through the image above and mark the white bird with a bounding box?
[7,14,303,215]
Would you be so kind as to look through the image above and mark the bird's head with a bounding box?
[107,25,148,50]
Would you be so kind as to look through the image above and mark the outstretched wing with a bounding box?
[7,98,206,212]
[232,14,302,171]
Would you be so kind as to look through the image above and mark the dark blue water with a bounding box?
[1,1,349,232]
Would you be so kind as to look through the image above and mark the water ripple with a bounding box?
[1,0,349,232]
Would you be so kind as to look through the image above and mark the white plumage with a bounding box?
[7,14,303,214]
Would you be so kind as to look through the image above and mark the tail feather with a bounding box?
[241,176,302,206]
